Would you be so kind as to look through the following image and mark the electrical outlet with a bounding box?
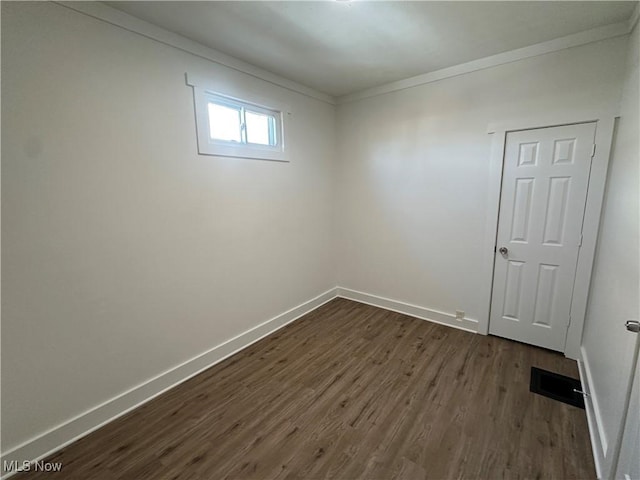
[455,310,465,321]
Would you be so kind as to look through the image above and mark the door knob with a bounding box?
[625,320,640,333]
[499,247,508,256]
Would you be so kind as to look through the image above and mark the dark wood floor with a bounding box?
[15,298,595,479]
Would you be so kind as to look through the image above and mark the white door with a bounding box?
[615,335,640,480]
[489,122,596,351]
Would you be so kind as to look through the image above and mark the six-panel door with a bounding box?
[489,122,597,352]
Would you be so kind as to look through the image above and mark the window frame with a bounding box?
[187,74,289,162]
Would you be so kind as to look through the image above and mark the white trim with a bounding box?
[0,288,338,479]
[564,116,617,359]
[336,287,479,334]
[186,73,292,114]
[479,131,506,336]
[579,350,607,479]
[338,21,631,104]
[487,110,618,134]
[482,112,617,360]
[53,1,335,105]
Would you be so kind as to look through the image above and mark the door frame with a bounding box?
[478,110,618,359]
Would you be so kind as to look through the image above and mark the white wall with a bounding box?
[335,35,628,327]
[580,21,639,478]
[1,2,335,454]
[2,0,637,471]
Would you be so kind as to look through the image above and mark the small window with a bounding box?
[206,96,279,147]
[187,75,288,162]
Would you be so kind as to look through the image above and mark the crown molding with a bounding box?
[50,2,638,108]
[338,20,632,104]
[54,1,336,105]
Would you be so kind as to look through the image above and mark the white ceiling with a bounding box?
[106,1,637,97]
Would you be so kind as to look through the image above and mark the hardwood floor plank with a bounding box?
[14,298,595,479]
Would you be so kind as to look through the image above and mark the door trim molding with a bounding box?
[481,111,618,359]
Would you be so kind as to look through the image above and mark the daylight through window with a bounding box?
[207,98,278,148]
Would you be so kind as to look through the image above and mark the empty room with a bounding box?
[2,1,639,479]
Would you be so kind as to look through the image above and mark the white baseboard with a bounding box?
[336,287,479,333]
[578,348,607,479]
[1,286,480,479]
[0,287,338,479]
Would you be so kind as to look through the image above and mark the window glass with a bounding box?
[245,110,276,146]
[208,102,241,143]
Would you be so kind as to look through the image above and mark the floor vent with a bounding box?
[530,367,585,409]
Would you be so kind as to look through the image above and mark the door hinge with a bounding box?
[591,144,596,158]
